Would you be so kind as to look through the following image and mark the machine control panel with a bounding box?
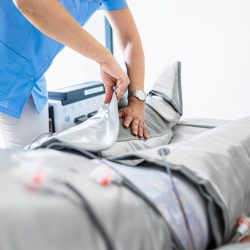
[48,81,105,133]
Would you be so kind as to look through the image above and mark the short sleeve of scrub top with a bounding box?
[101,0,128,11]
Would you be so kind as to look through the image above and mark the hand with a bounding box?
[100,56,130,104]
[119,97,148,140]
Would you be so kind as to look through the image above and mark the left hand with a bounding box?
[100,56,130,104]
[119,97,148,140]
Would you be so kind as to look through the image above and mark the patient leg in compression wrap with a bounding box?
[30,62,183,160]
[3,61,249,250]
[101,62,182,161]
[1,148,209,250]
[0,150,173,250]
[108,161,210,250]
[109,116,250,249]
[2,119,250,250]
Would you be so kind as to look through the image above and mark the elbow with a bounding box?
[123,36,144,54]
[121,33,143,52]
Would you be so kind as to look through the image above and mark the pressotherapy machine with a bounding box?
[48,81,106,133]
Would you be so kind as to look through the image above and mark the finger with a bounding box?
[118,109,124,118]
[131,119,140,136]
[138,122,144,138]
[116,78,130,101]
[104,86,113,104]
[123,115,133,128]
[143,126,149,140]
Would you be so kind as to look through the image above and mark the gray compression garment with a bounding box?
[109,162,210,250]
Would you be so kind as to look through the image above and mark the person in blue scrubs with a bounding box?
[0,0,148,149]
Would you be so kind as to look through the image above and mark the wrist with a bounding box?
[128,89,146,102]
[97,48,113,65]
[128,96,145,105]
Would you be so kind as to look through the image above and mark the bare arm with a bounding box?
[105,8,148,139]
[105,8,145,92]
[14,0,129,101]
[15,0,111,63]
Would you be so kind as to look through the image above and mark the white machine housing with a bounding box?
[48,81,105,133]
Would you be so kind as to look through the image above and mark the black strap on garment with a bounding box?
[65,182,115,250]
[158,147,197,250]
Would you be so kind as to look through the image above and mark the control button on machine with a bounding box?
[88,111,98,118]
[74,115,88,125]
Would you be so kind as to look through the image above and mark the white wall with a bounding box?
[124,0,250,120]
[1,1,249,147]
[45,11,105,90]
[46,0,250,120]
[30,1,250,120]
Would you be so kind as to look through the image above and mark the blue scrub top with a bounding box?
[0,0,128,119]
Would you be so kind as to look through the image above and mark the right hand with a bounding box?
[100,56,130,104]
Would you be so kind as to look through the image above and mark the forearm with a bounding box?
[14,0,111,63]
[105,8,145,92]
[123,38,145,92]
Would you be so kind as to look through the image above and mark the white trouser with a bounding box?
[0,97,49,149]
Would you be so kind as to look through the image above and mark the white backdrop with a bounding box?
[1,1,249,147]
[47,1,250,120]
[45,11,105,90]
[124,0,250,120]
